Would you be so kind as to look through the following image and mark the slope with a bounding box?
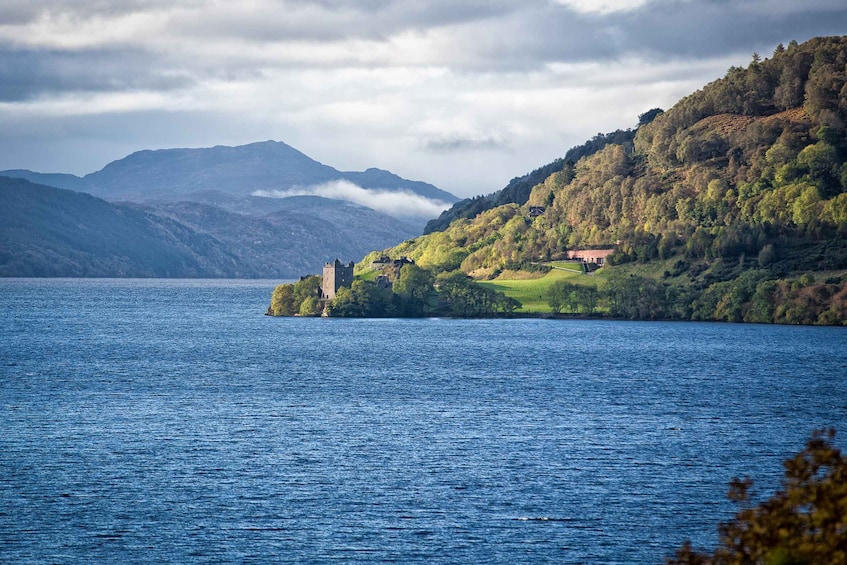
[362,36,847,324]
[0,177,243,277]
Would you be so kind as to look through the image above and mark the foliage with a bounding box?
[668,429,847,565]
[605,274,677,320]
[269,275,321,316]
[391,263,435,316]
[269,264,520,318]
[547,280,599,314]
[325,280,395,317]
[435,271,520,316]
[423,126,638,234]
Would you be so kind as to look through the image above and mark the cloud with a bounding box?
[553,0,649,14]
[0,47,194,102]
[423,132,511,153]
[1,1,846,197]
[253,180,452,218]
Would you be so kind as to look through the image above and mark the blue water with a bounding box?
[1,279,846,564]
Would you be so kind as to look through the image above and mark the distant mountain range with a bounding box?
[0,141,457,278]
[1,140,455,205]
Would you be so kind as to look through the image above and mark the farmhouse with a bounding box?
[566,248,615,267]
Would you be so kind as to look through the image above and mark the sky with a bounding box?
[1,1,847,199]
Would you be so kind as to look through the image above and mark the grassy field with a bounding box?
[478,263,600,313]
[356,269,379,282]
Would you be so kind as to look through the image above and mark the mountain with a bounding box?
[1,140,457,206]
[0,177,419,278]
[362,36,847,324]
[0,140,454,277]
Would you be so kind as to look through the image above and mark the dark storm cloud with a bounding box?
[0,47,195,102]
[4,0,847,96]
[611,0,847,60]
[168,0,520,44]
[425,0,847,71]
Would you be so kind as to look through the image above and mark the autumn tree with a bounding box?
[668,429,847,564]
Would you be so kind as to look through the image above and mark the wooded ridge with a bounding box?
[345,36,847,324]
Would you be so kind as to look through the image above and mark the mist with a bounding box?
[253,180,452,218]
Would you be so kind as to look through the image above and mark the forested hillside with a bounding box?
[363,36,847,325]
[0,177,243,277]
[423,128,640,234]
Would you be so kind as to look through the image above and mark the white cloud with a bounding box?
[253,180,452,218]
[553,0,651,15]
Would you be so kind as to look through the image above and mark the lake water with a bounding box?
[1,278,846,564]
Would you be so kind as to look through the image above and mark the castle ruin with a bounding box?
[321,259,354,300]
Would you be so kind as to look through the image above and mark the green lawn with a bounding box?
[546,260,585,273]
[356,269,379,282]
[478,265,596,313]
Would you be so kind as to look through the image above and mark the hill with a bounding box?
[136,197,420,277]
[0,140,450,277]
[422,128,640,234]
[0,177,419,278]
[358,36,847,325]
[0,177,241,277]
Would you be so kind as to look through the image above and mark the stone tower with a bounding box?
[321,259,354,300]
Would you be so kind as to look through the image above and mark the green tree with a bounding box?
[437,271,520,316]
[797,140,840,197]
[606,274,669,319]
[267,275,322,316]
[293,275,322,305]
[668,429,847,565]
[393,263,434,316]
[325,286,358,317]
[269,283,297,316]
[548,281,599,314]
[326,280,390,317]
[298,296,321,317]
[639,108,664,126]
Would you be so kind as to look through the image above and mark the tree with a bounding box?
[393,263,434,316]
[668,429,847,564]
[267,275,322,316]
[269,283,297,316]
[797,141,840,198]
[606,274,669,319]
[436,271,520,316]
[325,286,358,317]
[547,281,599,314]
[639,108,665,127]
[326,280,389,317]
[298,296,321,317]
[293,275,322,305]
